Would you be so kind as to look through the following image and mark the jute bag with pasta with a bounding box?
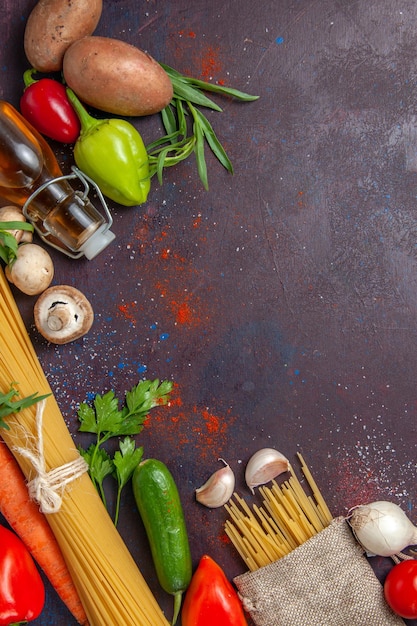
[234,518,403,626]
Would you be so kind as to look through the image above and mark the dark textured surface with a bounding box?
[1,1,417,624]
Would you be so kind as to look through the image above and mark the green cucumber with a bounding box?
[132,458,192,626]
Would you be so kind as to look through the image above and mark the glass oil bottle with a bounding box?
[0,100,115,259]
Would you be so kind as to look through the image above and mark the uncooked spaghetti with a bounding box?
[224,453,333,571]
[0,267,169,626]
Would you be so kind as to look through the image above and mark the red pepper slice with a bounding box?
[20,69,81,143]
[0,524,45,625]
[181,554,248,626]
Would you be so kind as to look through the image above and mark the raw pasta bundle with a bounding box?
[224,453,333,570]
[0,267,169,626]
[225,455,402,625]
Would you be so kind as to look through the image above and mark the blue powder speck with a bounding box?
[275,36,284,45]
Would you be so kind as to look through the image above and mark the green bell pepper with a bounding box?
[67,89,150,206]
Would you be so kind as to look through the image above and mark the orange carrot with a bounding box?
[0,438,89,625]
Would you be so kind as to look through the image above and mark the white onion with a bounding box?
[348,500,417,557]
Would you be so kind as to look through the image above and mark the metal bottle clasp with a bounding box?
[22,166,114,259]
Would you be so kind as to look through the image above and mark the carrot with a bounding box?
[0,438,89,625]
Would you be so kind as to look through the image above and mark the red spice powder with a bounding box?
[201,45,223,81]
[117,301,137,325]
[219,530,232,545]
[178,30,197,39]
[172,300,193,325]
[193,214,202,229]
[146,386,235,460]
[127,212,169,254]
[126,208,214,328]
[154,265,206,328]
[201,409,227,435]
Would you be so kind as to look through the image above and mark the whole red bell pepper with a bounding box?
[0,524,45,625]
[20,69,81,143]
[181,554,248,626]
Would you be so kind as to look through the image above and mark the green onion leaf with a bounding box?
[194,108,233,173]
[191,105,209,190]
[171,78,223,111]
[161,105,178,139]
[148,63,259,188]
[161,63,259,101]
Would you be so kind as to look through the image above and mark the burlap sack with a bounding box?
[234,517,404,626]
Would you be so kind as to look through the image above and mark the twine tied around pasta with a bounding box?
[14,399,89,513]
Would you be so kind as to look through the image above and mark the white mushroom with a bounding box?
[34,285,94,344]
[5,243,54,295]
[0,205,33,243]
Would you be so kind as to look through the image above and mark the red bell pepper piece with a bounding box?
[20,69,81,143]
[0,524,45,625]
[181,554,248,626]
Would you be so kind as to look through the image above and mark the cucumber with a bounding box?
[132,458,192,626]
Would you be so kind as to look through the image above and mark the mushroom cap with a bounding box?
[6,243,54,295]
[34,285,94,344]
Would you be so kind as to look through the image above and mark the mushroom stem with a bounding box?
[46,303,73,331]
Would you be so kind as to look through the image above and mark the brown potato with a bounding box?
[24,0,103,72]
[63,36,174,117]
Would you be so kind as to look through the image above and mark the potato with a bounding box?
[63,36,174,117]
[24,0,103,72]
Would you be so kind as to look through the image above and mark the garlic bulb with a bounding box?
[348,500,417,557]
[196,459,235,508]
[245,448,290,494]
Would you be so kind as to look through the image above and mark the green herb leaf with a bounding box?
[166,71,223,112]
[156,145,172,185]
[78,390,123,441]
[161,63,259,102]
[77,379,173,522]
[113,437,143,488]
[177,77,259,102]
[0,222,34,265]
[79,444,113,506]
[161,105,179,139]
[194,108,234,174]
[113,437,143,525]
[0,385,51,430]
[192,109,209,190]
[80,444,114,484]
[124,379,173,416]
[0,232,19,265]
[176,99,188,136]
[0,221,34,232]
[77,403,99,434]
[149,64,258,189]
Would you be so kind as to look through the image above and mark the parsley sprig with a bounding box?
[148,64,259,190]
[0,385,50,429]
[77,379,173,525]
